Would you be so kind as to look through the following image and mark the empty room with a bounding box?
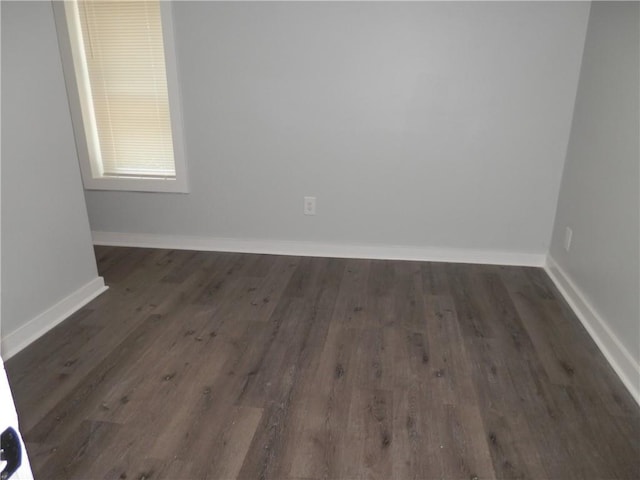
[1,0,638,479]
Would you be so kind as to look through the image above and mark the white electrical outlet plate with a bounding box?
[304,196,316,215]
[564,227,573,252]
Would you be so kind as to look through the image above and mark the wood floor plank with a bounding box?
[283,324,358,480]
[442,404,497,479]
[5,248,639,480]
[216,255,300,324]
[421,261,452,296]
[349,387,394,480]
[393,261,425,332]
[366,260,396,330]
[422,293,477,406]
[236,257,345,479]
[38,419,121,480]
[390,386,430,480]
[331,258,370,330]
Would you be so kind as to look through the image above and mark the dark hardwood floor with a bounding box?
[6,246,639,480]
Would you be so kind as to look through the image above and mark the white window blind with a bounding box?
[73,0,176,178]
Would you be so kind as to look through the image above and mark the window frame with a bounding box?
[53,0,189,193]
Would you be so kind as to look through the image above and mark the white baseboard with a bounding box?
[1,277,108,360]
[545,255,640,405]
[91,231,546,267]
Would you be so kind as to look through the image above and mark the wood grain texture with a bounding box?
[6,247,639,480]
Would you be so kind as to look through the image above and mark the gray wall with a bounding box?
[550,2,640,363]
[1,1,100,345]
[85,1,590,256]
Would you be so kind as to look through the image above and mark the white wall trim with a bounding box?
[92,230,545,267]
[1,277,108,360]
[545,255,640,406]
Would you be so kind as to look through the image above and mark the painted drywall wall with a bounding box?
[1,1,103,354]
[549,3,639,366]
[84,2,590,258]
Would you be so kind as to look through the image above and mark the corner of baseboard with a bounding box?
[544,254,640,406]
[1,276,108,360]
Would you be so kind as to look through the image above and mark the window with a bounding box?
[55,0,188,193]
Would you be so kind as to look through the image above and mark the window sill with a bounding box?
[83,175,189,193]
